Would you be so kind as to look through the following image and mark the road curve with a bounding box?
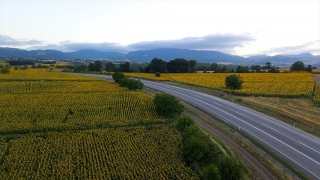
[78,74,320,180]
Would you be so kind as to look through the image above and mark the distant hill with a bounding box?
[125,48,246,63]
[0,47,319,67]
[246,53,320,67]
[66,49,124,59]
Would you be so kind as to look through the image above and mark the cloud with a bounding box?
[1,33,257,54]
[29,41,130,53]
[127,33,256,53]
[267,40,320,55]
[0,35,43,46]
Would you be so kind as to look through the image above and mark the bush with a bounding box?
[225,74,243,90]
[203,164,221,180]
[118,76,144,90]
[155,72,161,77]
[181,126,208,162]
[112,72,125,83]
[153,93,184,118]
[217,156,246,180]
[118,76,130,87]
[127,79,144,90]
[176,115,195,132]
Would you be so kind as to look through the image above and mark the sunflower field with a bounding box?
[0,68,94,81]
[125,72,315,97]
[0,70,163,134]
[0,68,200,179]
[0,126,199,179]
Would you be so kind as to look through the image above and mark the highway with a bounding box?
[78,74,320,179]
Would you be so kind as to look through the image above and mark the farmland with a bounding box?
[0,69,200,179]
[0,72,162,134]
[125,72,315,97]
[0,126,199,179]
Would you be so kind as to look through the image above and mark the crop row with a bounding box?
[0,91,162,134]
[0,80,124,93]
[0,125,199,179]
[0,68,95,81]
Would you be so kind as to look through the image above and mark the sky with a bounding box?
[0,0,319,57]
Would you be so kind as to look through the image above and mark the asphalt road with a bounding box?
[78,74,320,179]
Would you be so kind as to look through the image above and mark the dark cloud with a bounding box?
[268,40,320,55]
[127,33,256,53]
[3,33,255,54]
[0,35,43,46]
[29,41,130,53]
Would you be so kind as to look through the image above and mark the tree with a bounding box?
[290,61,305,71]
[217,156,246,180]
[189,60,197,73]
[148,58,167,73]
[153,93,184,118]
[211,63,221,72]
[94,60,103,71]
[251,65,262,72]
[88,60,102,71]
[306,65,313,73]
[175,115,195,132]
[138,66,144,72]
[74,64,87,73]
[112,72,125,83]
[266,62,271,69]
[119,62,131,72]
[220,66,227,73]
[268,67,279,73]
[225,74,243,90]
[105,61,115,73]
[236,66,249,73]
[181,126,208,162]
[166,58,190,73]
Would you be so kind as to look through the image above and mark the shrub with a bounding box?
[112,72,125,83]
[155,72,161,77]
[153,93,184,118]
[203,164,221,180]
[225,74,243,90]
[175,115,195,132]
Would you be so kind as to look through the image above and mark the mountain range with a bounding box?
[0,47,319,67]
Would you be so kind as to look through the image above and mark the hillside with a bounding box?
[0,47,319,66]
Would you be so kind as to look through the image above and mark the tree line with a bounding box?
[73,58,316,74]
[144,58,197,73]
